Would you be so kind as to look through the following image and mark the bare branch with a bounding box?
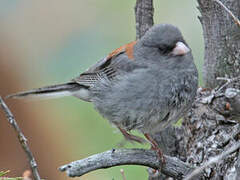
[184,142,240,180]
[214,0,240,28]
[135,0,154,39]
[200,76,240,104]
[216,76,240,94]
[0,97,41,180]
[59,149,194,179]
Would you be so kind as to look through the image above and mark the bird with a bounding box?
[7,24,198,161]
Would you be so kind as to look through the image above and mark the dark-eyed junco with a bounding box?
[7,24,198,160]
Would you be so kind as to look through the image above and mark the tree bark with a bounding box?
[135,0,154,39]
[198,0,240,88]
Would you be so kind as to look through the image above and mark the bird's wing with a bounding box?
[73,41,139,87]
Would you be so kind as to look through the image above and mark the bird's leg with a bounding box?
[118,127,146,144]
[144,133,165,166]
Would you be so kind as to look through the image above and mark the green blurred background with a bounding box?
[0,1,203,179]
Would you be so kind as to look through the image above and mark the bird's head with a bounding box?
[140,24,190,56]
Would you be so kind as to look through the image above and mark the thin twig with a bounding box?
[216,76,240,93]
[201,76,240,104]
[59,148,194,179]
[214,0,240,27]
[184,142,240,180]
[0,97,41,180]
[120,169,126,180]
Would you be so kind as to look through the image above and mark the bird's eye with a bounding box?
[158,47,165,52]
[158,45,174,54]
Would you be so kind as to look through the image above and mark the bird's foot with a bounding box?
[151,145,165,166]
[118,127,146,144]
[144,133,165,171]
[124,133,146,144]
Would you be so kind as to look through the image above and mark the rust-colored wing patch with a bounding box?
[125,41,137,59]
[107,41,137,60]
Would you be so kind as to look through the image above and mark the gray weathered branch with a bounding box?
[0,97,41,180]
[135,0,154,39]
[59,149,194,179]
[184,142,240,180]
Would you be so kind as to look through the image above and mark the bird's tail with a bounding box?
[6,82,87,99]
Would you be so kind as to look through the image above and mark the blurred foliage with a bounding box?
[0,170,22,180]
[0,171,10,177]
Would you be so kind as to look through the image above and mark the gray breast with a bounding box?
[91,65,198,134]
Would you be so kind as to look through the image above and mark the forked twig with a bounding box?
[216,76,240,94]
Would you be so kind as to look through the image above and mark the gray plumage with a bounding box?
[7,24,198,136]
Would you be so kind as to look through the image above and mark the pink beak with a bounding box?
[172,42,190,56]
